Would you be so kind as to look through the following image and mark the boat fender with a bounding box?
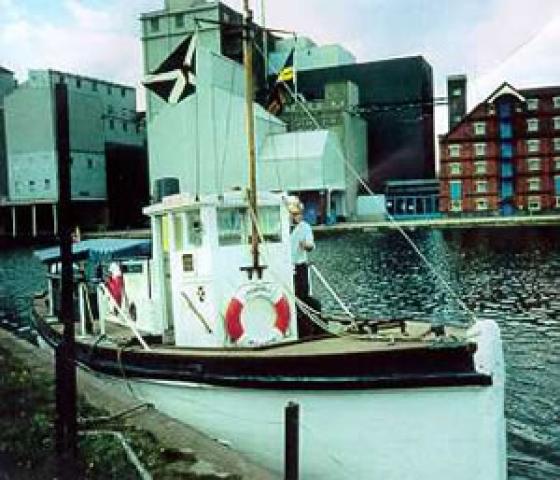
[225,285,291,343]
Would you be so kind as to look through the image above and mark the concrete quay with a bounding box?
[82,214,560,241]
[314,213,560,234]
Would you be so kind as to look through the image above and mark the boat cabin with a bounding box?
[144,190,298,348]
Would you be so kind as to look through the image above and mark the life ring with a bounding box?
[225,284,291,343]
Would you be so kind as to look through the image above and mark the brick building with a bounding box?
[440,82,560,215]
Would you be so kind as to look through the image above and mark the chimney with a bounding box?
[447,74,467,131]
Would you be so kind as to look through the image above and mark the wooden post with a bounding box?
[54,80,78,468]
[285,401,300,480]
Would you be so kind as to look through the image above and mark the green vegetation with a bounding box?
[0,345,203,479]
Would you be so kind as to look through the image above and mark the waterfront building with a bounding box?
[293,56,436,192]
[384,179,440,218]
[0,67,17,202]
[141,0,364,221]
[440,81,560,215]
[2,69,146,237]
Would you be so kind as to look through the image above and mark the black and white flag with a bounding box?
[143,34,197,104]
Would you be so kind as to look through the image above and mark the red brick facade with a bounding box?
[439,83,560,214]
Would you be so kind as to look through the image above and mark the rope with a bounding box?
[254,43,478,325]
[246,203,349,338]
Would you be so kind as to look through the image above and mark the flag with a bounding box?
[266,49,294,116]
[143,34,197,104]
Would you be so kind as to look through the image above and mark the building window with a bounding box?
[175,14,184,28]
[92,81,98,92]
[450,181,462,200]
[473,122,486,136]
[555,157,560,170]
[554,138,560,152]
[150,17,159,32]
[474,161,487,174]
[476,198,488,211]
[450,200,462,212]
[554,117,560,130]
[527,118,539,132]
[449,163,461,175]
[474,143,486,157]
[527,139,540,153]
[528,178,541,191]
[501,163,513,177]
[527,98,539,111]
[554,96,560,109]
[121,87,127,97]
[499,122,512,139]
[476,180,488,193]
[76,78,81,88]
[452,88,463,97]
[107,105,113,114]
[449,144,461,158]
[527,158,541,171]
[87,158,94,169]
[122,121,128,132]
[44,179,51,190]
[528,197,541,211]
[501,142,513,158]
[556,196,560,208]
[109,119,115,130]
[29,180,36,192]
[107,85,112,95]
[555,175,560,195]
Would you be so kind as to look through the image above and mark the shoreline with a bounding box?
[0,329,279,480]
[0,213,559,245]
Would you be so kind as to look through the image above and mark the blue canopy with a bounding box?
[35,238,152,264]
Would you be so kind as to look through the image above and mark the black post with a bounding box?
[54,80,77,465]
[285,401,300,480]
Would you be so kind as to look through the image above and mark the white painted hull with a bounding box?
[97,371,506,480]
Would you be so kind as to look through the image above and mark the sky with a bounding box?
[2,0,560,136]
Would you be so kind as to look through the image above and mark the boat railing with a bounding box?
[96,283,151,351]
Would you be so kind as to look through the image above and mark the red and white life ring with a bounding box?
[225,284,291,343]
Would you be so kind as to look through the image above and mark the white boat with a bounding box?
[32,2,507,478]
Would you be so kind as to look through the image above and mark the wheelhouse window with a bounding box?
[186,210,202,246]
[218,208,248,246]
[257,206,282,243]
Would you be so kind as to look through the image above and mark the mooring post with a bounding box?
[54,79,78,471]
[285,401,300,480]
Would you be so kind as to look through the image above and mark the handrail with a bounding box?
[97,283,151,351]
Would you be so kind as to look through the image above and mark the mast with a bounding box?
[243,0,261,277]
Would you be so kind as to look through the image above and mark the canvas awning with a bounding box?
[35,238,151,264]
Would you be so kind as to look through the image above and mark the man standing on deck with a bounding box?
[288,199,317,336]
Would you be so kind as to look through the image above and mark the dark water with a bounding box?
[1,228,559,478]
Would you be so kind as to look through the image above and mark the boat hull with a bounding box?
[32,311,506,479]
[96,370,506,480]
